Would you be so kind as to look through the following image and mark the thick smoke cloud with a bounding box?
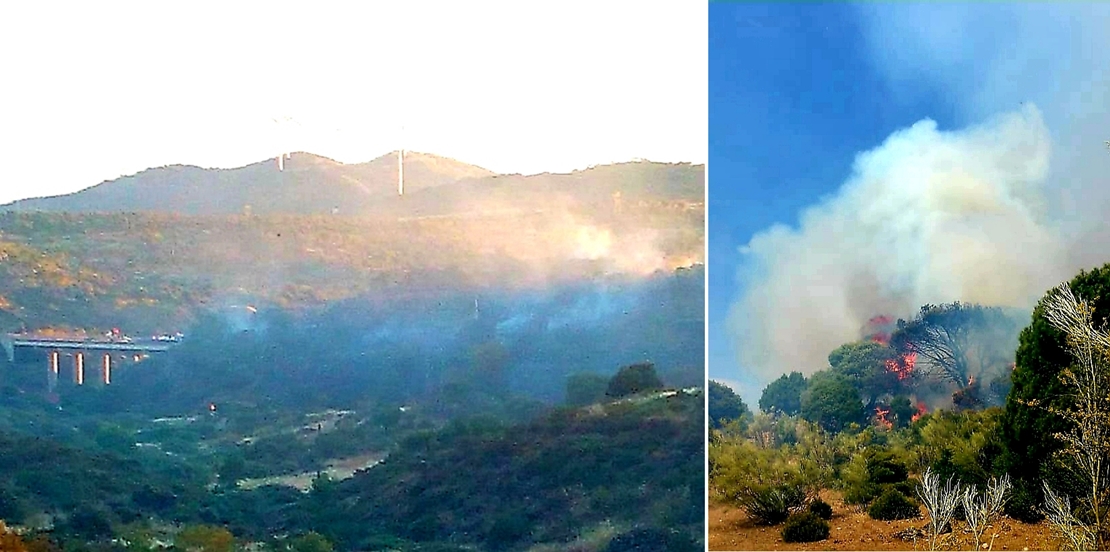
[728,106,1085,385]
[855,3,1110,262]
[728,4,1110,394]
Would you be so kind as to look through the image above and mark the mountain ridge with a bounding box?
[3,153,703,217]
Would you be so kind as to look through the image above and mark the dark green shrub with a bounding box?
[843,481,880,505]
[1000,265,1110,484]
[710,380,752,429]
[952,502,967,522]
[799,372,867,432]
[845,450,914,507]
[807,498,833,520]
[866,451,909,484]
[606,363,664,398]
[759,372,807,416]
[604,527,700,552]
[1003,482,1043,519]
[733,485,806,526]
[868,488,919,521]
[890,480,917,499]
[845,480,913,506]
[932,448,987,491]
[484,510,533,549]
[781,512,830,543]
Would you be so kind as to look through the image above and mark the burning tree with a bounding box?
[827,341,908,409]
[889,302,1022,402]
[799,371,867,433]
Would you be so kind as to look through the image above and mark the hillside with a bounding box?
[0,160,703,334]
[0,378,703,551]
[2,153,703,219]
[3,152,491,216]
[317,389,705,551]
[0,154,705,552]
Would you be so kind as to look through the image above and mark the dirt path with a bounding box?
[710,491,1060,551]
[237,452,385,492]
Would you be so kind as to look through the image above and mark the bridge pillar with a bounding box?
[102,354,111,385]
[75,352,84,385]
[48,351,58,392]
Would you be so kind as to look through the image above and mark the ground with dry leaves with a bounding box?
[710,490,1061,551]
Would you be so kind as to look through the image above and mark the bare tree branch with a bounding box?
[918,467,962,551]
[1040,283,1110,550]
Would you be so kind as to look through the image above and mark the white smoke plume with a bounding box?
[727,105,1101,383]
[721,4,1110,399]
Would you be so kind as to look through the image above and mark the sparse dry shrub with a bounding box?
[962,474,1011,550]
[869,488,919,521]
[734,484,807,526]
[917,467,962,551]
[808,498,833,520]
[781,511,830,543]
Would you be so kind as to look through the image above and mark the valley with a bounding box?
[0,154,705,552]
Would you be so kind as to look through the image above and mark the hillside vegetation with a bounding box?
[0,160,702,333]
[0,155,706,552]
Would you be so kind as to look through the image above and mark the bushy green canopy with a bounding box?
[758,372,807,416]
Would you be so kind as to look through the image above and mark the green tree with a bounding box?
[799,371,865,433]
[827,341,902,408]
[59,509,113,541]
[605,362,664,398]
[758,372,807,416]
[1000,265,1110,486]
[174,525,235,552]
[93,422,133,454]
[709,380,750,430]
[888,395,916,429]
[0,485,26,522]
[470,341,511,389]
[565,372,610,407]
[217,451,247,486]
[286,533,334,552]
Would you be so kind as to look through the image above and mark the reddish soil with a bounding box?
[709,491,1060,551]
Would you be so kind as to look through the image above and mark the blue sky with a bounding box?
[709,3,1110,406]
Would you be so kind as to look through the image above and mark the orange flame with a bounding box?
[884,351,917,381]
[865,315,896,345]
[875,407,893,429]
[911,401,927,423]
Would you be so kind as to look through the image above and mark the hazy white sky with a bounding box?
[0,1,706,204]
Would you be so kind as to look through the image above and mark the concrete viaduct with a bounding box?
[2,336,176,391]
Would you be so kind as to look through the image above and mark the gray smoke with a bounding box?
[727,4,1110,393]
[729,105,1107,387]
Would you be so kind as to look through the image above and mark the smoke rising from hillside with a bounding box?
[113,266,703,416]
[727,105,1106,386]
[414,194,700,288]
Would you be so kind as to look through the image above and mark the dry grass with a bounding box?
[710,490,1060,551]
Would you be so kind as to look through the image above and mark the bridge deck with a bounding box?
[10,339,172,352]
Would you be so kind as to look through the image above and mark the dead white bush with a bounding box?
[1043,482,1097,551]
[961,474,1011,550]
[917,467,962,551]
